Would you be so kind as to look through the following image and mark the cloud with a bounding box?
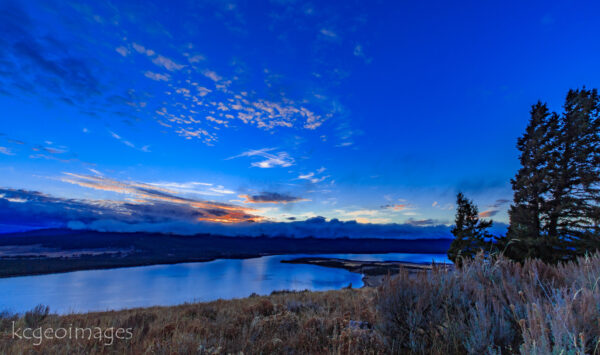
[0,187,259,230]
[132,43,155,56]
[0,186,510,239]
[187,54,205,63]
[144,71,170,81]
[319,28,338,39]
[479,210,498,218]
[297,167,328,183]
[491,199,510,208]
[406,218,443,227]
[40,146,67,154]
[58,173,260,223]
[228,148,294,168]
[240,192,307,204]
[0,147,15,155]
[298,172,327,183]
[202,70,222,82]
[148,181,234,196]
[478,199,510,218]
[109,131,150,152]
[115,46,129,57]
[0,2,100,103]
[381,204,408,211]
[352,44,372,64]
[152,55,184,71]
[0,190,452,238]
[148,62,329,145]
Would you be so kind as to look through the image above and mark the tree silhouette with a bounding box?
[500,103,561,262]
[447,192,493,264]
[502,88,600,262]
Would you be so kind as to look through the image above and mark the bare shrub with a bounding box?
[24,304,49,328]
[376,252,600,354]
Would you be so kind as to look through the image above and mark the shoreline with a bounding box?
[0,229,451,278]
[0,252,450,279]
[281,257,452,287]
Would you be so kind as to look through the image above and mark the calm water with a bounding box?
[0,253,449,314]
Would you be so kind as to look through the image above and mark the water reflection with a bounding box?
[0,253,449,314]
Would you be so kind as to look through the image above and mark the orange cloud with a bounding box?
[61,173,261,223]
[478,210,498,218]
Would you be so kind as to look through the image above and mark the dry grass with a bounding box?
[0,288,384,354]
[2,252,600,354]
[377,253,600,354]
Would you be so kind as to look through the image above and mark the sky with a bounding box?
[0,0,599,237]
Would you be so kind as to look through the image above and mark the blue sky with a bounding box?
[0,0,599,235]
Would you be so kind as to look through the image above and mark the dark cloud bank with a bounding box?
[0,188,507,239]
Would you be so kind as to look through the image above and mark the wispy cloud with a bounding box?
[240,192,307,204]
[298,172,327,183]
[115,46,129,57]
[132,43,155,56]
[353,44,371,63]
[144,71,170,81]
[479,210,498,218]
[228,148,294,168]
[406,218,444,227]
[109,131,150,152]
[0,147,15,156]
[319,28,338,39]
[152,55,184,71]
[478,199,510,218]
[381,204,408,211]
[202,70,222,82]
[148,181,234,196]
[59,173,260,223]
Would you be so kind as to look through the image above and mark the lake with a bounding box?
[0,253,450,314]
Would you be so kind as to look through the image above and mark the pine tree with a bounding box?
[547,88,600,256]
[447,192,493,264]
[501,103,561,262]
[504,88,600,263]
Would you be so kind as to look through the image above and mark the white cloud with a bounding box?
[108,131,150,152]
[196,87,211,96]
[148,181,234,196]
[88,168,103,176]
[0,147,15,156]
[297,172,328,184]
[187,54,205,63]
[227,148,294,168]
[353,44,371,63]
[144,71,170,81]
[202,70,222,82]
[152,55,184,71]
[132,43,155,56]
[320,29,338,39]
[115,46,129,57]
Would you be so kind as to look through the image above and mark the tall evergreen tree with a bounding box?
[547,88,600,256]
[501,102,561,262]
[504,88,600,263]
[447,192,493,264]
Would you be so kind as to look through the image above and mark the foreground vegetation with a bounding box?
[448,88,600,265]
[2,252,599,354]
